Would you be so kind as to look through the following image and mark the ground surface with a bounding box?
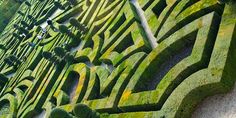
[193,83,236,118]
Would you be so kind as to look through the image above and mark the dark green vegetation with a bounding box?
[0,0,235,118]
[0,0,21,33]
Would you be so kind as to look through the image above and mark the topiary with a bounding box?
[47,19,53,25]
[54,1,65,10]
[49,108,73,118]
[59,25,70,34]
[12,33,23,40]
[73,104,94,118]
[24,1,31,7]
[8,55,21,65]
[64,53,74,63]
[42,51,52,60]
[59,25,75,38]
[69,18,88,32]
[21,21,30,28]
[13,24,19,29]
[27,15,33,19]
[54,47,66,57]
[68,38,80,47]
[69,18,81,28]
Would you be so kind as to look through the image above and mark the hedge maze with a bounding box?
[0,0,235,118]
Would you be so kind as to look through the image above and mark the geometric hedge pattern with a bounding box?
[0,0,235,118]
